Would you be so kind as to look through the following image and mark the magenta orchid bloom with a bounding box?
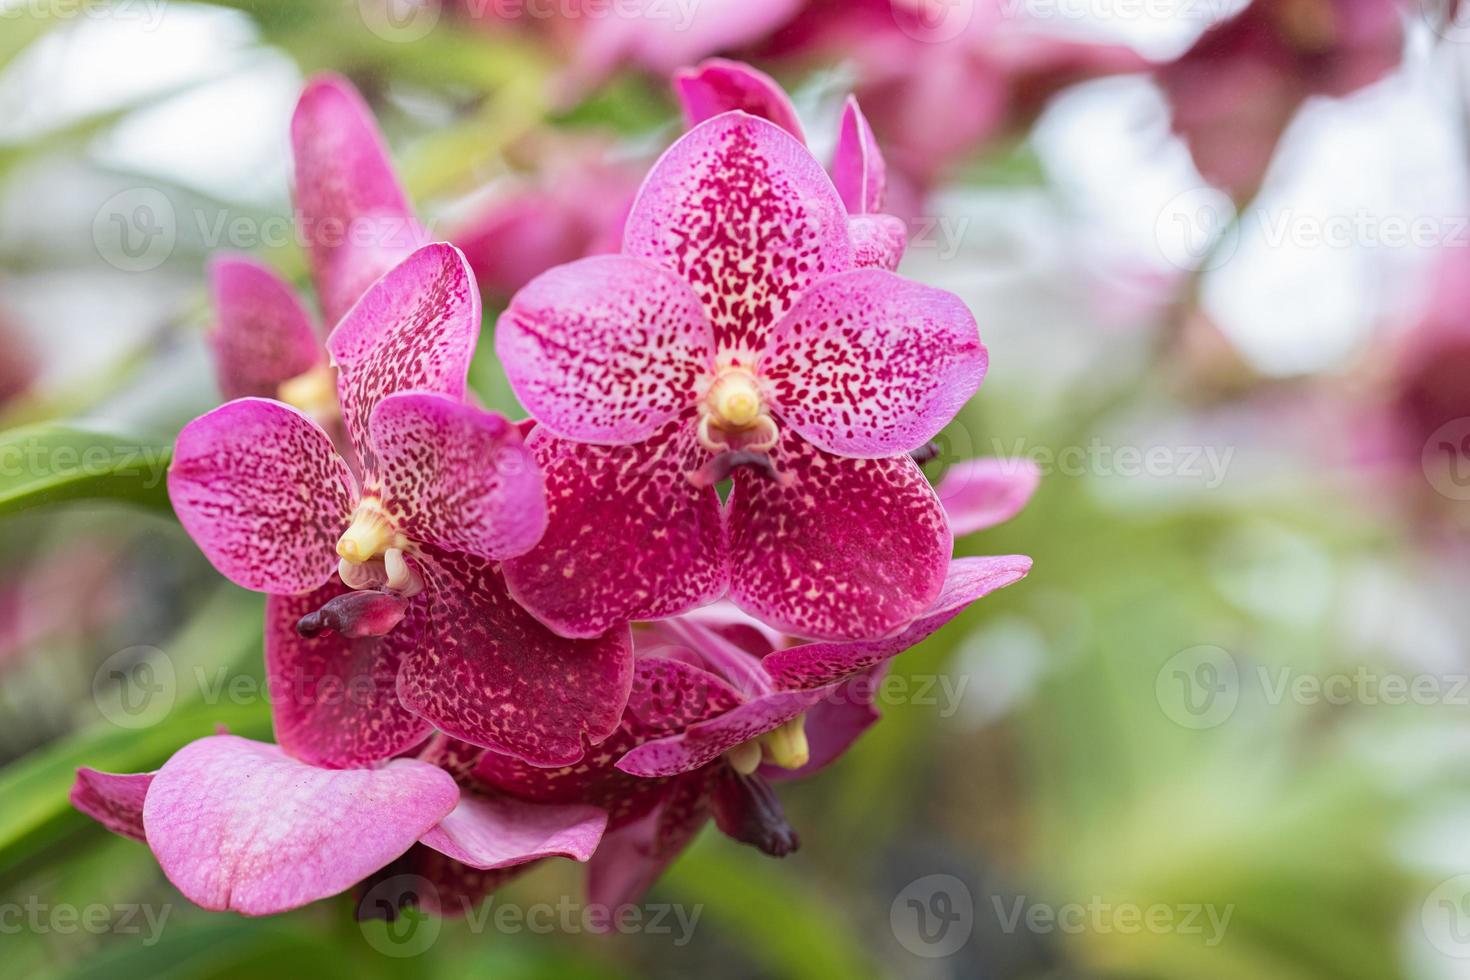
[70,734,605,916]
[674,58,909,272]
[496,110,986,643]
[171,243,633,768]
[207,74,426,431]
[1157,0,1403,200]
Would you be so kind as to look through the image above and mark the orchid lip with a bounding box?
[276,363,339,423]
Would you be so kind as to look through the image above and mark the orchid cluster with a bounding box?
[71,66,1033,919]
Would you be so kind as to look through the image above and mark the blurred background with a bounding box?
[4,0,1470,977]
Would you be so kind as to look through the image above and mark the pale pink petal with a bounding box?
[291,74,426,326]
[207,255,322,401]
[371,392,546,560]
[763,555,1033,688]
[397,547,634,767]
[848,213,907,271]
[327,243,480,474]
[937,458,1040,537]
[168,398,354,595]
[142,735,458,915]
[419,793,606,870]
[674,58,805,142]
[266,581,433,769]
[831,96,885,215]
[71,768,153,842]
[727,431,951,640]
[761,269,986,457]
[617,687,826,777]
[497,255,713,444]
[501,422,727,639]
[624,112,852,352]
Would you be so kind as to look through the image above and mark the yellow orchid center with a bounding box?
[336,497,402,565]
[725,715,810,774]
[707,368,763,429]
[276,363,338,422]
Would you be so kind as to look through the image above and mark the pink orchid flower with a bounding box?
[170,242,633,768]
[70,733,605,917]
[1157,0,1403,200]
[207,74,428,433]
[496,109,987,643]
[674,58,910,272]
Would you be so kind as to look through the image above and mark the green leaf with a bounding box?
[0,424,173,518]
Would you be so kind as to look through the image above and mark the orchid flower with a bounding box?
[170,243,633,767]
[207,74,427,431]
[70,734,604,917]
[1157,0,1403,200]
[496,110,987,642]
[674,58,909,272]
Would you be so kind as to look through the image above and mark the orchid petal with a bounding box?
[501,423,728,639]
[371,392,547,560]
[728,431,952,641]
[586,776,710,909]
[397,547,634,768]
[71,768,152,842]
[937,458,1040,536]
[763,555,1033,688]
[357,848,530,919]
[763,667,884,781]
[291,74,425,327]
[419,793,606,870]
[617,687,826,778]
[168,398,354,595]
[266,581,433,769]
[498,255,713,444]
[624,112,852,353]
[674,59,806,142]
[831,97,885,215]
[142,735,457,916]
[328,243,480,474]
[848,213,907,271]
[762,268,986,457]
[207,255,322,401]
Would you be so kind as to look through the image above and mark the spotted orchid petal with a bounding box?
[396,547,634,768]
[266,581,433,770]
[848,213,908,271]
[71,768,153,842]
[832,97,886,215]
[616,686,827,778]
[674,59,806,142]
[472,657,742,828]
[763,555,1033,689]
[370,392,547,560]
[291,74,425,327]
[501,423,728,639]
[761,268,986,457]
[586,777,710,909]
[207,255,322,401]
[168,398,355,595]
[728,432,952,641]
[763,668,884,780]
[624,112,853,353]
[498,255,714,445]
[327,243,480,474]
[419,793,606,870]
[938,458,1041,536]
[142,735,458,916]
